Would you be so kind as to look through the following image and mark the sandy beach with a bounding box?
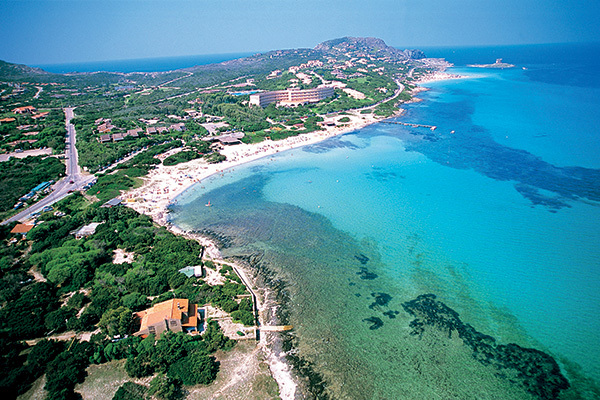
[122,110,386,399]
[412,70,468,84]
[125,111,383,225]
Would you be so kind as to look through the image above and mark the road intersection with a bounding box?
[1,108,96,225]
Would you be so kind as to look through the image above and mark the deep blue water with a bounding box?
[34,52,255,73]
[170,43,600,397]
[421,42,600,88]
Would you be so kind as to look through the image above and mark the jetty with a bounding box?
[381,121,437,131]
[260,325,294,332]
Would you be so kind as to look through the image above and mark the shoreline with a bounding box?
[122,72,458,398]
[125,112,385,399]
[125,111,385,225]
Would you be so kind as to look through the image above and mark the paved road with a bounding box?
[1,108,96,225]
[356,78,405,111]
[33,86,43,99]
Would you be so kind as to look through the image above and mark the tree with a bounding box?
[121,292,149,311]
[112,382,148,400]
[168,350,218,386]
[125,351,155,378]
[203,320,234,352]
[45,307,77,333]
[99,306,134,337]
[26,339,64,374]
[44,347,90,399]
[148,374,182,400]
[230,309,255,326]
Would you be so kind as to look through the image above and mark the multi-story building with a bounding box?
[249,85,335,108]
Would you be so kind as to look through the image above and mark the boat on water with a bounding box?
[205,201,212,207]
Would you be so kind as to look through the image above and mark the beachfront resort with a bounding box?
[249,85,335,107]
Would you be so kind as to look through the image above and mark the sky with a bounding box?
[1,0,599,65]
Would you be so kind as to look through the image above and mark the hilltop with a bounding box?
[314,36,425,60]
[0,60,54,80]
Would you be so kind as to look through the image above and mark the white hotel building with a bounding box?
[249,85,335,107]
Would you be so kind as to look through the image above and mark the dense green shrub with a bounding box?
[112,382,149,400]
[168,349,218,385]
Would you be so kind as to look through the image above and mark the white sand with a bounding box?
[125,111,383,224]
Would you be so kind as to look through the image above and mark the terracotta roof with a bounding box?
[32,112,49,120]
[138,298,198,331]
[12,106,36,114]
[10,224,34,234]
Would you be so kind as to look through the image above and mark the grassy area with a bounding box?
[89,171,143,203]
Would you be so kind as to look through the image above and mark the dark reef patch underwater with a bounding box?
[397,101,600,213]
[403,294,570,400]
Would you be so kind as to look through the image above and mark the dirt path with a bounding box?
[29,265,46,282]
[187,341,279,400]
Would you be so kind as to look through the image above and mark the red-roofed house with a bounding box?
[10,223,34,238]
[12,106,37,114]
[32,112,49,120]
[133,298,202,338]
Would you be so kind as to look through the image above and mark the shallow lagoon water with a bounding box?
[171,47,600,398]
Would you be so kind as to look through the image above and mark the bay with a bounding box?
[170,43,600,398]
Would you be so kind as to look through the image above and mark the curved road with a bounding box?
[1,108,96,225]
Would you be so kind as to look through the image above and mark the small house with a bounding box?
[178,265,204,278]
[101,198,122,208]
[10,223,34,238]
[72,222,103,239]
[169,123,186,132]
[126,128,142,138]
[12,106,37,114]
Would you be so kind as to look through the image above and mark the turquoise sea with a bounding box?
[170,44,600,399]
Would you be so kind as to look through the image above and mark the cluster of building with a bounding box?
[249,85,335,108]
[95,117,186,144]
[99,129,141,143]
[287,60,324,74]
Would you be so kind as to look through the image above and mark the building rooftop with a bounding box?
[73,222,103,239]
[10,224,34,234]
[136,298,199,336]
